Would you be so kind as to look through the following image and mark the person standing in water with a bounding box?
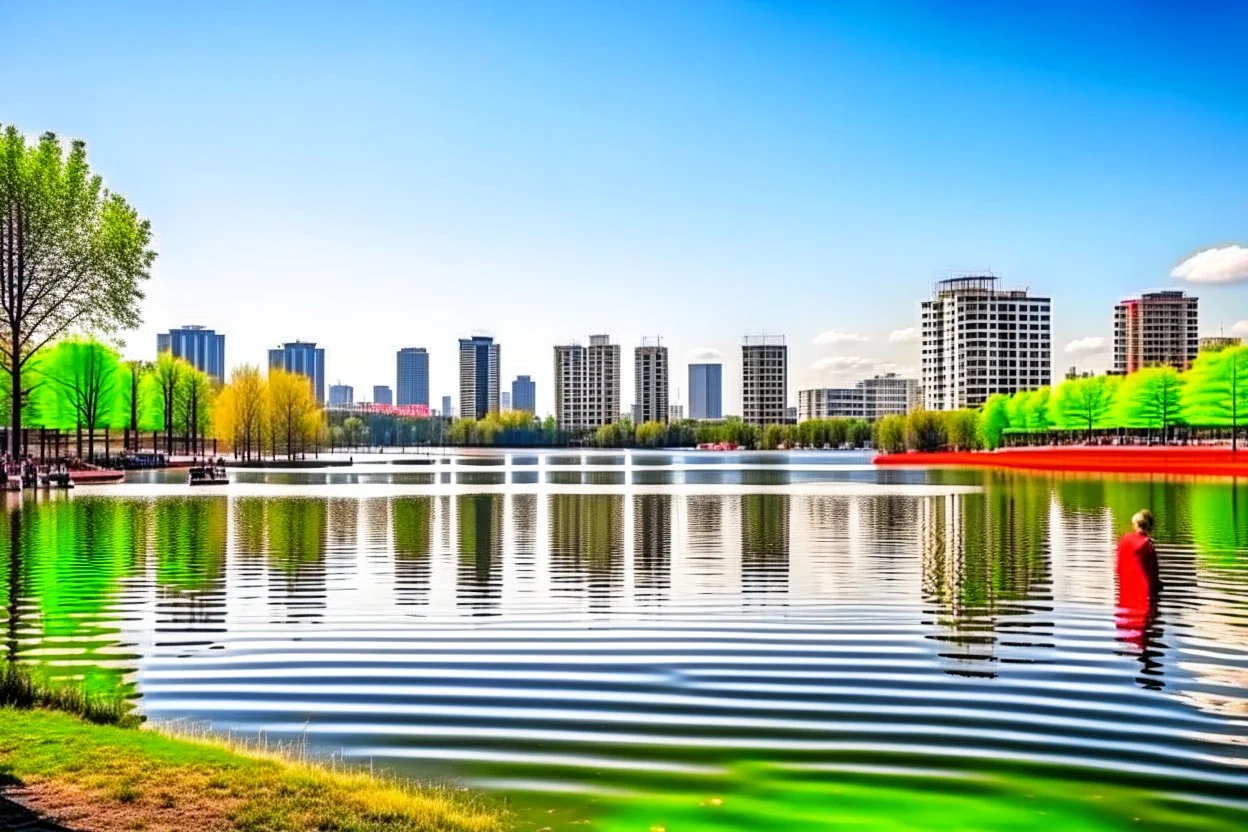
[1118,509,1162,600]
[1117,509,1162,660]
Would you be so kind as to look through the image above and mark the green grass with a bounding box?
[0,663,138,727]
[0,708,507,832]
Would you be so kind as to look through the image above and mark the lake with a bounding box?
[3,450,1246,830]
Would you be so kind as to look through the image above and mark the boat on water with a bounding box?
[39,469,74,489]
[696,442,739,451]
[188,462,229,486]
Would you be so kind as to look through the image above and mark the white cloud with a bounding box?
[688,346,722,362]
[1229,321,1248,338]
[810,357,915,381]
[888,327,919,344]
[812,355,876,374]
[1064,336,1109,356]
[1171,244,1248,285]
[813,330,869,345]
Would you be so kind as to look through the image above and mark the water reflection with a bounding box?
[457,495,502,612]
[392,497,432,607]
[632,495,670,606]
[0,467,1243,828]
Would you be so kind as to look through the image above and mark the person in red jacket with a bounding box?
[1117,509,1161,650]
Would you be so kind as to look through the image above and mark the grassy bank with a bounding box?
[0,707,505,832]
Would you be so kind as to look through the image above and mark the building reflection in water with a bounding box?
[456,494,502,613]
[547,494,624,612]
[740,494,789,601]
[633,494,671,606]
[392,497,433,607]
[919,476,1053,677]
[1,472,1242,738]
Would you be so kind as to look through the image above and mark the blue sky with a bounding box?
[4,1,1246,414]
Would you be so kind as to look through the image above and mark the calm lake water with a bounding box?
[3,450,1246,830]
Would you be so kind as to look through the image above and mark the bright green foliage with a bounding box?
[875,414,907,453]
[759,423,786,449]
[0,126,155,456]
[1023,387,1051,431]
[32,338,123,431]
[979,394,1010,449]
[634,420,666,447]
[905,410,947,451]
[946,409,980,451]
[1049,375,1119,432]
[137,364,165,432]
[1183,345,1248,445]
[1006,390,1030,430]
[1115,366,1183,434]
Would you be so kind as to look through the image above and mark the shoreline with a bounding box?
[0,708,504,832]
[874,446,1248,477]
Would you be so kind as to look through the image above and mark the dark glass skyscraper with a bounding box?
[396,347,430,406]
[511,375,536,414]
[688,363,723,419]
[458,336,500,419]
[268,341,326,403]
[157,325,226,384]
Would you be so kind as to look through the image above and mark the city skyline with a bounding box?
[7,3,1245,415]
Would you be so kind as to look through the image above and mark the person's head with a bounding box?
[1132,509,1155,535]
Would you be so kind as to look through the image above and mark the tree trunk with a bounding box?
[8,362,20,459]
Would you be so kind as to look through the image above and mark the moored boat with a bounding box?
[188,464,229,486]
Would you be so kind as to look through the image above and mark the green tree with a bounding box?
[760,423,786,450]
[0,127,154,457]
[1116,366,1183,441]
[151,352,185,453]
[978,394,1010,450]
[945,409,980,451]
[905,410,947,452]
[1184,345,1248,451]
[875,414,906,453]
[341,416,367,448]
[1023,388,1051,433]
[1050,375,1118,434]
[119,360,151,450]
[177,365,213,455]
[37,338,121,461]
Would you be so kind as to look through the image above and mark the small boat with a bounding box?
[188,464,229,486]
[40,470,74,489]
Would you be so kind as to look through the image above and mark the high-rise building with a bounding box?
[511,375,536,414]
[328,384,354,406]
[634,337,669,424]
[441,395,453,419]
[157,325,225,384]
[1113,291,1199,374]
[688,363,723,420]
[373,385,393,406]
[741,335,787,425]
[1200,336,1242,353]
[798,373,921,421]
[554,334,620,430]
[501,391,512,411]
[921,275,1051,410]
[396,347,430,406]
[458,336,500,420]
[268,341,326,403]
[669,404,684,421]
